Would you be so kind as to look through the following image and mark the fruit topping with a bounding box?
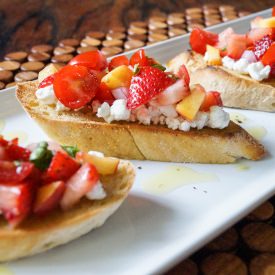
[108,55,129,71]
[176,84,206,120]
[261,43,275,66]
[76,152,119,175]
[200,91,223,111]
[95,82,115,103]
[156,79,189,106]
[177,64,190,86]
[127,66,175,109]
[45,151,80,182]
[0,181,33,227]
[205,45,222,66]
[54,65,99,109]
[253,35,273,60]
[69,50,107,71]
[101,65,133,89]
[60,163,99,210]
[38,74,55,89]
[226,34,247,60]
[190,28,218,55]
[34,181,66,215]
[129,49,150,67]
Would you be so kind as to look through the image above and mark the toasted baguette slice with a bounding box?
[167,51,275,112]
[0,160,135,262]
[16,81,265,163]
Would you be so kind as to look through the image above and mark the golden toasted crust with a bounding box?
[0,161,135,262]
[16,81,265,163]
[167,51,275,112]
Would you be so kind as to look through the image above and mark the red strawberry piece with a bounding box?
[127,66,175,109]
[0,181,33,227]
[253,35,273,60]
[269,64,275,79]
[44,151,80,183]
[0,160,34,183]
[38,74,55,89]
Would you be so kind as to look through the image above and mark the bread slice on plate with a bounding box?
[167,51,275,112]
[16,81,265,163]
[0,160,135,262]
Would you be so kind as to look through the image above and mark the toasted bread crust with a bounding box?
[167,51,275,112]
[16,81,265,163]
[0,160,135,262]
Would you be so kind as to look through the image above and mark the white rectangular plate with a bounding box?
[1,9,275,275]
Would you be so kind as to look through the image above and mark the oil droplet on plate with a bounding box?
[0,119,5,133]
[0,266,14,275]
[230,113,247,124]
[246,126,267,140]
[4,130,28,144]
[235,164,250,171]
[142,166,218,195]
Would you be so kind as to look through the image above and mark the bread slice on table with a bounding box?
[0,160,135,262]
[16,81,265,164]
[167,51,275,112]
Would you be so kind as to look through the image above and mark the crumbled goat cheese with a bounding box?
[193,112,209,130]
[56,100,70,112]
[247,62,271,81]
[207,106,230,129]
[36,85,57,105]
[179,121,191,132]
[166,117,180,130]
[222,57,270,81]
[159,105,178,118]
[86,180,106,200]
[110,99,131,121]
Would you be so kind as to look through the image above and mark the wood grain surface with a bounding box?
[0,0,273,58]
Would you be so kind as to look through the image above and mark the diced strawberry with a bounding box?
[108,55,129,71]
[0,161,34,183]
[38,74,55,89]
[0,181,33,227]
[200,91,223,111]
[273,6,275,17]
[190,28,218,55]
[216,27,235,50]
[247,28,274,45]
[226,34,247,60]
[95,82,115,103]
[253,35,273,60]
[34,181,65,215]
[269,64,275,79]
[261,43,275,66]
[60,163,99,210]
[129,49,149,67]
[250,17,263,29]
[44,151,80,182]
[177,64,190,86]
[5,140,31,161]
[127,66,175,109]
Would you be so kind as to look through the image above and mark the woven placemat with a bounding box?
[0,4,250,90]
[1,5,275,273]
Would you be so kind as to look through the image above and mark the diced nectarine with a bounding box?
[259,17,275,28]
[76,152,119,175]
[38,64,62,83]
[101,65,133,89]
[176,84,206,121]
[34,181,65,215]
[205,45,222,66]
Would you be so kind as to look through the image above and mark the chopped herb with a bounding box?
[13,160,21,167]
[167,73,179,81]
[221,47,227,51]
[62,145,79,158]
[133,64,140,75]
[30,141,53,170]
[151,63,166,71]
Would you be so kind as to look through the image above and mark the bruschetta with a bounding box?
[167,15,275,112]
[0,136,135,261]
[16,50,265,163]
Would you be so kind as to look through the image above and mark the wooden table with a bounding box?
[0,0,273,58]
[0,1,275,274]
